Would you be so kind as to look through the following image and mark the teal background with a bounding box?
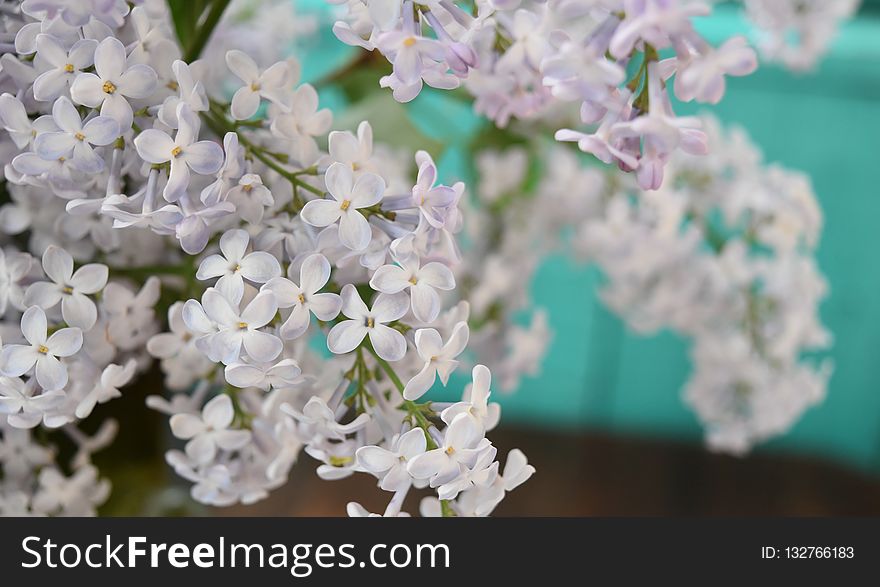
[294,2,880,472]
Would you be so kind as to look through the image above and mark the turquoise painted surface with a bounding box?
[292,4,880,472]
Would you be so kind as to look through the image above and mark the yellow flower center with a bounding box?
[445,446,455,455]
[365,317,375,328]
[250,82,261,92]
[233,263,241,272]
[64,63,75,73]
[74,132,85,142]
[170,146,182,157]
[297,293,306,304]
[37,345,49,355]
[237,321,248,329]
[166,80,179,91]
[62,285,74,294]
[340,199,351,211]
[408,276,418,285]
[403,37,417,47]
[243,183,253,193]
[102,81,117,94]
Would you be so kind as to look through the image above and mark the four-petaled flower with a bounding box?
[327,284,408,361]
[34,96,119,173]
[182,288,281,365]
[300,162,385,250]
[356,428,427,491]
[370,253,455,323]
[32,34,97,102]
[196,229,281,295]
[226,50,293,120]
[134,103,225,202]
[70,36,157,131]
[403,322,469,400]
[262,253,342,340]
[170,394,251,464]
[0,306,83,391]
[24,245,108,330]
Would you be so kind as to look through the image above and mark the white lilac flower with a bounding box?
[32,34,97,101]
[268,83,332,164]
[327,121,374,172]
[195,229,282,294]
[356,427,427,491]
[134,104,224,202]
[158,60,209,128]
[34,97,120,174]
[226,174,274,225]
[262,253,342,340]
[0,376,65,429]
[183,288,281,365]
[407,412,491,487]
[441,364,501,432]
[74,359,137,419]
[70,36,158,131]
[0,306,83,391]
[370,253,455,323]
[300,162,385,250]
[281,396,370,440]
[327,284,408,361]
[226,50,292,120]
[411,152,457,228]
[102,277,161,351]
[170,394,251,464]
[403,322,469,401]
[24,245,108,330]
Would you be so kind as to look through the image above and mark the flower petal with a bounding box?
[410,282,440,323]
[0,345,38,377]
[20,306,47,347]
[134,129,175,164]
[372,291,409,323]
[369,264,410,294]
[61,292,97,330]
[240,251,281,283]
[299,253,331,294]
[337,210,371,250]
[82,115,119,146]
[117,63,157,99]
[45,326,83,357]
[69,263,108,293]
[307,292,342,321]
[35,354,68,391]
[351,172,385,208]
[230,86,260,121]
[327,321,367,355]
[183,141,224,175]
[242,330,282,363]
[300,199,342,228]
[369,324,406,361]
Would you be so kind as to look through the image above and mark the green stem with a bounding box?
[364,342,439,451]
[183,0,232,63]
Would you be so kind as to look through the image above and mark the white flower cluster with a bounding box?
[572,116,832,454]
[0,1,532,516]
[463,112,831,455]
[742,0,860,71]
[329,0,759,189]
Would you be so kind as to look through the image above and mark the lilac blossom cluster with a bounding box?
[0,0,532,516]
[329,0,759,189]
